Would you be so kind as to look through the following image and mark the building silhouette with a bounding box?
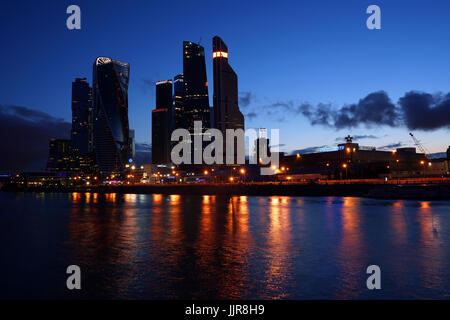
[183,41,211,132]
[212,36,244,163]
[92,57,131,177]
[70,78,93,155]
[173,74,185,131]
[152,80,173,164]
[46,139,72,172]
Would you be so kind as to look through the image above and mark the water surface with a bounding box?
[0,192,449,299]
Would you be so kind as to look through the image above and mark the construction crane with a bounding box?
[409,132,429,155]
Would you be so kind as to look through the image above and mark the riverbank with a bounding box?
[2,182,450,200]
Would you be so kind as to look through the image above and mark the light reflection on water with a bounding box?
[0,192,449,299]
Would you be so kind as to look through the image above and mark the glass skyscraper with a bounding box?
[152,80,173,165]
[212,36,245,163]
[183,41,211,132]
[92,57,131,177]
[70,78,92,155]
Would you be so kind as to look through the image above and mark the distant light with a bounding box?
[229,177,234,182]
[128,158,133,163]
[204,170,208,175]
[342,163,347,168]
[240,169,245,174]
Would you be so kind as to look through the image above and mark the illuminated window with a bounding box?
[213,51,228,59]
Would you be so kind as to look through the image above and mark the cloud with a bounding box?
[378,142,405,150]
[245,112,257,120]
[134,142,151,164]
[0,105,71,173]
[335,135,380,142]
[300,91,399,129]
[290,145,328,155]
[399,91,450,130]
[239,92,253,107]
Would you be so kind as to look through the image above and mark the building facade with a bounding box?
[92,57,131,177]
[151,80,173,164]
[70,78,93,155]
[212,36,245,164]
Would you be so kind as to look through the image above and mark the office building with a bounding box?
[151,80,173,164]
[212,36,245,163]
[70,78,93,155]
[92,57,131,177]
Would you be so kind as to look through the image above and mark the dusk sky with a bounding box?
[1,0,450,171]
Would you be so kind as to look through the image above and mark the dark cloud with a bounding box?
[246,112,257,120]
[335,135,380,142]
[134,143,151,165]
[378,142,405,150]
[291,145,328,155]
[399,91,450,130]
[239,92,253,107]
[296,90,450,131]
[0,105,71,173]
[300,91,399,129]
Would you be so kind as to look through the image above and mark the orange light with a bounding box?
[213,51,228,59]
[326,163,330,167]
[420,160,425,165]
[346,147,351,153]
[281,167,285,171]
[287,176,292,180]
[342,163,347,168]
[204,170,209,175]
[296,153,301,159]
[240,169,245,174]
[229,177,234,182]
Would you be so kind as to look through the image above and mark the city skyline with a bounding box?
[1,0,450,172]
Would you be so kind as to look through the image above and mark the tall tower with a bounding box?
[183,41,210,131]
[92,57,131,177]
[212,36,245,163]
[182,41,211,165]
[151,80,173,165]
[173,74,185,131]
[71,78,92,155]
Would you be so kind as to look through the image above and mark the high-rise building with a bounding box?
[173,74,185,131]
[182,41,211,165]
[46,139,72,172]
[129,129,136,160]
[183,41,210,130]
[212,36,245,163]
[151,80,173,164]
[71,78,93,155]
[92,57,131,177]
[447,146,450,161]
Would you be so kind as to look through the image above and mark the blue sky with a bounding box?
[0,0,449,155]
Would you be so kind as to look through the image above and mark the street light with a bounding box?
[342,163,348,179]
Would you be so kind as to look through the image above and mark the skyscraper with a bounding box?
[173,74,185,131]
[46,139,72,172]
[212,36,245,163]
[71,78,92,155]
[183,41,211,130]
[151,80,173,164]
[183,41,211,165]
[92,57,131,177]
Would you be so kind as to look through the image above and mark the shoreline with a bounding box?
[2,183,450,200]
